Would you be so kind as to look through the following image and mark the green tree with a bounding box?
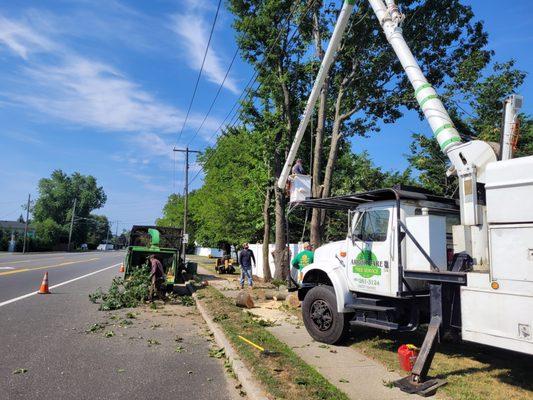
[32,170,107,248]
[193,127,269,251]
[409,58,531,195]
[309,0,491,246]
[85,215,112,249]
[156,193,198,251]
[229,0,314,279]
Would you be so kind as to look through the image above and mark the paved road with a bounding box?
[0,251,240,400]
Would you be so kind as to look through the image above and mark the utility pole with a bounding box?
[22,194,31,254]
[173,147,201,262]
[67,198,77,252]
[105,221,110,245]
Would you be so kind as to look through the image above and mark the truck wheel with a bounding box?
[302,285,350,345]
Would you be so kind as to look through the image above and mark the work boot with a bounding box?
[240,283,244,289]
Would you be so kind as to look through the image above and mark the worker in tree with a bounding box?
[238,243,256,289]
[292,242,314,283]
[148,254,166,300]
[292,158,305,175]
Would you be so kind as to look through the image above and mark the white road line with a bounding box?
[0,263,121,308]
[0,267,15,270]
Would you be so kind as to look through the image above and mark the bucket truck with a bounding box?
[278,0,532,395]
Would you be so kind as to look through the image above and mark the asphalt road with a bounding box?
[0,251,240,400]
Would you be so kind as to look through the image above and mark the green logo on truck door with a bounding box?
[352,250,382,278]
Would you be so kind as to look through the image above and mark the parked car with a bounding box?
[96,243,114,251]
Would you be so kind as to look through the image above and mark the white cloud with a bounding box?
[17,56,185,133]
[171,9,239,94]
[0,15,54,59]
[0,15,223,139]
[121,171,168,193]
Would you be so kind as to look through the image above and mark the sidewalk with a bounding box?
[196,264,424,400]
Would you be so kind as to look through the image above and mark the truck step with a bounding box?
[350,318,399,331]
[346,303,397,313]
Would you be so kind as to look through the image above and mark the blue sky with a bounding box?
[0,0,531,232]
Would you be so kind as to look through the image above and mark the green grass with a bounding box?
[191,254,533,399]
[350,328,533,400]
[200,286,348,400]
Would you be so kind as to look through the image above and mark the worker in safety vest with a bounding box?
[292,242,314,283]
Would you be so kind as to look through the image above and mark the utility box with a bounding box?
[486,156,533,223]
[289,174,311,203]
[490,224,533,283]
[405,214,446,271]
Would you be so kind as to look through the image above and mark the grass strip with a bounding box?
[200,286,348,400]
[350,329,533,400]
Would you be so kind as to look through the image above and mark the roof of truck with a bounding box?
[298,185,459,211]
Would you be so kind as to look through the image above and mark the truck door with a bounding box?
[347,206,393,296]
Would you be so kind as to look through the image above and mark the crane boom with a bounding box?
[277,0,356,189]
[278,0,466,190]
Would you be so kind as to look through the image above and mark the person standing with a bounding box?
[292,159,305,175]
[148,254,166,300]
[292,242,314,283]
[238,243,256,289]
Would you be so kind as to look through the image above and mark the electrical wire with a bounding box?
[188,0,322,186]
[186,47,240,146]
[175,0,223,145]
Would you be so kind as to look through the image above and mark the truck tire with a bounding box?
[302,285,350,344]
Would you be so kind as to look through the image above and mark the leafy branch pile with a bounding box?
[89,267,151,310]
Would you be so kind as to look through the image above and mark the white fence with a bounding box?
[194,247,224,258]
[194,243,305,279]
[248,243,303,279]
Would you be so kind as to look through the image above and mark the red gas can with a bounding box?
[398,344,419,372]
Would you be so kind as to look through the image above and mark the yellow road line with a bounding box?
[0,256,66,266]
[0,257,101,276]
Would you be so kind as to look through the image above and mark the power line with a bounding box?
[188,0,320,186]
[186,47,240,146]
[176,0,223,145]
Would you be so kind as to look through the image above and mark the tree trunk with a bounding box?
[319,87,346,226]
[262,187,272,282]
[310,5,328,248]
[273,64,292,281]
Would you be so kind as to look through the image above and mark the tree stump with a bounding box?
[285,293,301,308]
[236,290,254,309]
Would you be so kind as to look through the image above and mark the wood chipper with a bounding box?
[124,225,196,289]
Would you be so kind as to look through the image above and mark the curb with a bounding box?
[192,292,268,400]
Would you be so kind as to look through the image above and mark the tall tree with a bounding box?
[309,0,491,246]
[33,170,106,247]
[85,214,111,249]
[229,0,314,279]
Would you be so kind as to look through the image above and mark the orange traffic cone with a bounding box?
[38,272,50,294]
[119,264,125,273]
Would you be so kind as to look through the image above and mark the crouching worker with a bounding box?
[149,254,166,300]
[238,243,256,289]
[292,242,314,284]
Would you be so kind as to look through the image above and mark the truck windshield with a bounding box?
[352,209,390,242]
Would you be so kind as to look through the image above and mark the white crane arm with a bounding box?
[277,0,356,189]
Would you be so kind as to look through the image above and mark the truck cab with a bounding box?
[297,186,463,344]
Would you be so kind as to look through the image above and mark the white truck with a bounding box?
[278,0,532,395]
